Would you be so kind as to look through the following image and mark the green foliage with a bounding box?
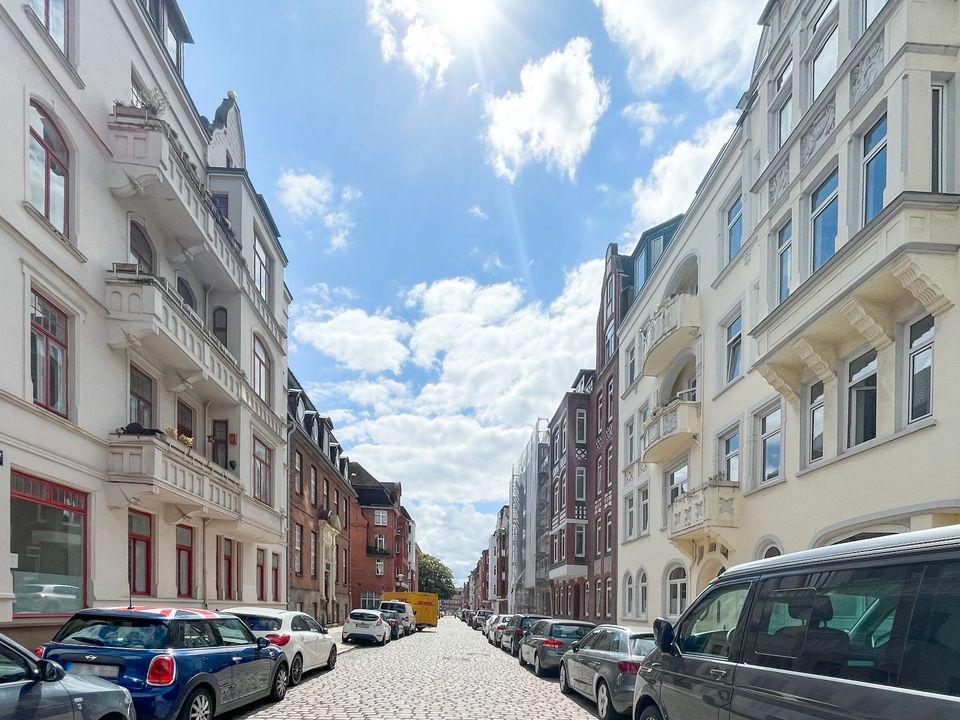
[418,553,457,599]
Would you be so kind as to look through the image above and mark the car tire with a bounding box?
[178,686,214,720]
[559,663,572,695]
[326,645,337,671]
[289,653,304,686]
[343,634,351,644]
[533,652,544,677]
[637,706,664,720]
[518,648,526,667]
[269,664,289,702]
[596,680,615,720]
[380,632,388,646]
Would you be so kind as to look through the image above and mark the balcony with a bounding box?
[642,401,701,464]
[668,482,740,560]
[548,561,587,582]
[641,294,700,377]
[367,546,392,556]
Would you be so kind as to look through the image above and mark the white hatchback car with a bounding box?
[227,607,337,685]
[343,609,391,645]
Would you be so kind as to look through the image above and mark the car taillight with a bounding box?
[514,627,524,635]
[542,639,564,649]
[146,655,176,686]
[496,624,505,630]
[265,633,291,647]
[617,660,642,675]
[375,618,383,626]
[33,646,45,659]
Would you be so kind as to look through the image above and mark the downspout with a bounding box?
[201,517,209,608]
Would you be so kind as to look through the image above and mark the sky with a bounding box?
[181,0,766,584]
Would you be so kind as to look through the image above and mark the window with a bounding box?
[605,513,612,552]
[293,451,303,494]
[651,234,664,261]
[585,582,591,617]
[605,579,613,617]
[128,511,152,596]
[176,400,194,439]
[637,571,648,618]
[606,446,613,490]
[561,418,567,454]
[668,463,689,505]
[775,59,792,92]
[932,84,944,192]
[216,618,253,647]
[907,315,934,423]
[760,406,783,482]
[777,221,792,303]
[722,429,740,483]
[253,436,272,504]
[30,291,68,416]
[596,455,603,497]
[176,277,197,312]
[211,420,228,468]
[212,307,228,346]
[812,170,839,271]
[212,192,229,218]
[552,430,560,464]
[323,479,330,509]
[375,559,384,576]
[255,548,266,602]
[635,247,647,289]
[863,115,887,223]
[799,382,824,466]
[667,566,688,616]
[0,639,34,683]
[625,494,636,538]
[129,365,153,426]
[253,336,271,403]
[626,342,637,386]
[812,25,839,100]
[625,418,636,464]
[334,489,340,515]
[607,379,614,421]
[552,533,558,563]
[725,314,743,383]
[559,472,567,511]
[130,222,154,274]
[559,528,566,560]
[605,322,616,363]
[597,393,603,434]
[176,525,193,598]
[360,591,380,609]
[778,96,793,149]
[375,534,385,551]
[595,522,602,557]
[162,12,183,73]
[676,583,750,657]
[253,233,271,302]
[605,274,614,319]
[727,196,743,260]
[28,0,67,52]
[864,0,886,28]
[271,553,280,601]
[639,484,649,534]
[847,349,878,447]
[310,532,317,577]
[900,560,960,696]
[28,103,69,235]
[294,524,303,574]
[574,525,585,557]
[624,574,634,617]
[576,409,586,443]
[310,466,318,505]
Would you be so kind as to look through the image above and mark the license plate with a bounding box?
[356,623,369,628]
[67,663,120,679]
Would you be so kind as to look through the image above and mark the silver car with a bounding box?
[519,619,596,676]
[0,633,135,720]
[560,625,655,719]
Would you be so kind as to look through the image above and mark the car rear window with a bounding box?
[236,614,281,632]
[55,616,168,649]
[380,603,404,612]
[630,635,657,656]
[350,611,380,622]
[520,617,541,629]
[551,624,592,639]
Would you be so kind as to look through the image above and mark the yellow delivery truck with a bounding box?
[381,591,439,631]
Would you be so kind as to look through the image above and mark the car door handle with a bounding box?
[709,668,728,679]
[232,656,243,663]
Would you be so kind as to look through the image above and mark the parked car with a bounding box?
[501,614,548,656]
[342,609,391,646]
[483,614,501,640]
[634,526,960,720]
[560,625,655,719]
[491,615,512,645]
[519,619,594,677]
[378,600,415,636]
[380,610,403,640]
[36,606,289,720]
[461,609,474,623]
[472,609,493,630]
[226,607,336,685]
[0,632,136,720]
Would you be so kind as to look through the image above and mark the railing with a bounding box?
[640,294,700,376]
[669,481,740,539]
[642,399,701,464]
[367,546,392,556]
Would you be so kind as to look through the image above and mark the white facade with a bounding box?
[0,0,289,642]
[618,0,960,627]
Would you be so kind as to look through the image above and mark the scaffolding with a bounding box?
[508,420,550,614]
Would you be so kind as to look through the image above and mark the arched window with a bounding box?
[177,277,197,311]
[130,222,154,274]
[212,307,228,346]
[763,545,781,559]
[667,565,688,617]
[253,336,271,402]
[28,102,69,235]
[623,573,634,617]
[637,570,648,618]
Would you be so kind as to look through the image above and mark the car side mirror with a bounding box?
[38,659,66,682]
[570,641,580,653]
[319,626,327,635]
[257,637,271,650]
[653,618,676,654]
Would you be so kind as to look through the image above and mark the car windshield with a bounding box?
[350,611,380,622]
[630,635,657,656]
[55,616,168,649]
[551,623,592,639]
[235,614,281,632]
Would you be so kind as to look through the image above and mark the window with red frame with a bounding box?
[253,436,272,504]
[211,420,228,468]
[271,553,280,601]
[129,365,153,427]
[28,102,69,235]
[176,525,193,598]
[219,537,236,600]
[256,548,266,602]
[30,291,68,416]
[128,510,152,596]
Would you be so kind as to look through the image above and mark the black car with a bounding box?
[501,614,548,656]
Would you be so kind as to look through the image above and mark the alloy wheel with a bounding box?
[559,664,569,693]
[275,667,288,698]
[290,655,303,685]
[598,683,609,718]
[327,645,337,670]
[189,693,212,720]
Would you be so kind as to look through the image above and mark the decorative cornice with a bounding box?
[757,363,800,403]
[792,337,836,383]
[768,158,790,205]
[800,100,836,167]
[850,39,884,105]
[890,255,955,316]
[839,298,893,351]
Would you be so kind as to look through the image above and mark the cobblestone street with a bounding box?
[228,617,600,720]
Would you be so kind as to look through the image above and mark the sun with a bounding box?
[425,0,500,42]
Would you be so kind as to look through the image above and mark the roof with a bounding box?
[91,606,221,619]
[222,606,296,618]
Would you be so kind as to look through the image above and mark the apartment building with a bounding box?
[617,0,960,627]
[287,371,355,625]
[547,370,595,619]
[489,504,510,613]
[0,0,290,645]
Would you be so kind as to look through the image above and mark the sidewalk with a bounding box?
[325,624,359,656]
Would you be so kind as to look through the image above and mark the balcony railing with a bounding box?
[367,546,392,556]
[668,481,740,558]
[642,400,701,464]
[640,294,700,377]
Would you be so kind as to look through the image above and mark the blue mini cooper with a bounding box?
[37,606,289,720]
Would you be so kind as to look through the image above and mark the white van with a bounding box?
[379,600,415,636]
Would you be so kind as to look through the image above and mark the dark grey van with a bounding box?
[634,526,960,720]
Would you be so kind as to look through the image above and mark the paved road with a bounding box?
[227,616,601,720]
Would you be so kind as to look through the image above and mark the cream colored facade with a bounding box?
[0,0,289,643]
[617,0,960,628]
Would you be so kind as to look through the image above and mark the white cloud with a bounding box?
[405,500,500,582]
[276,170,361,252]
[292,306,411,374]
[484,37,610,182]
[367,0,454,87]
[482,254,505,272]
[468,205,489,220]
[594,0,764,95]
[631,110,737,229]
[623,100,666,145]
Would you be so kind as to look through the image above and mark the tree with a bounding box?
[418,553,457,599]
